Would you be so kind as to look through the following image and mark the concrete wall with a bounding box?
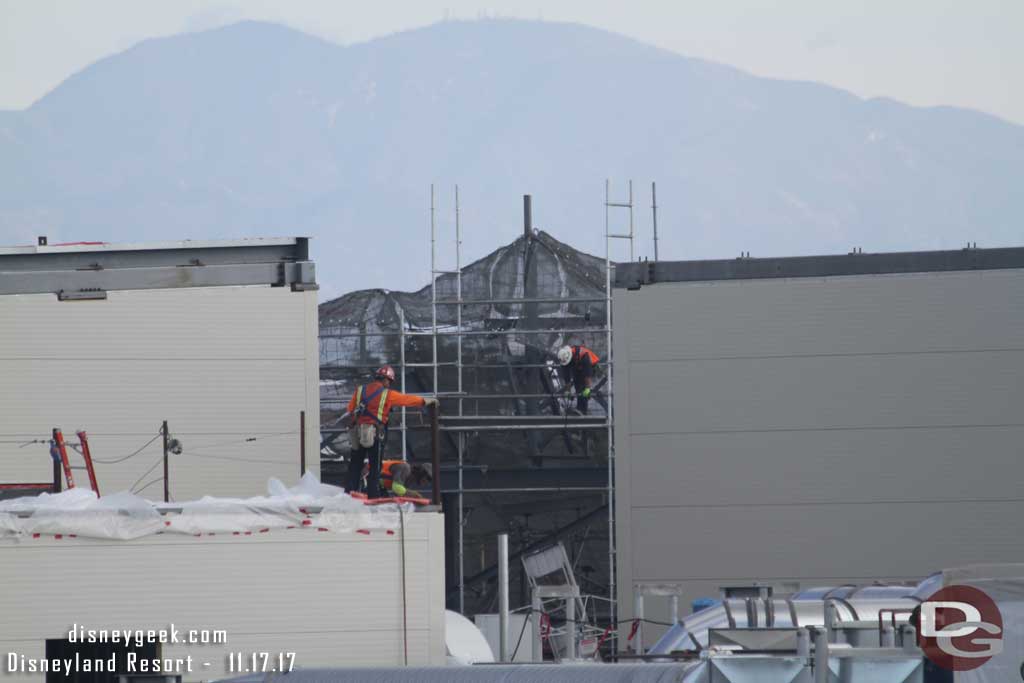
[613,268,1024,641]
[0,512,446,681]
[0,285,319,499]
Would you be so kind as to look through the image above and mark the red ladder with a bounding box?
[52,428,101,496]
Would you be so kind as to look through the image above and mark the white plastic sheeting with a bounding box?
[0,473,411,540]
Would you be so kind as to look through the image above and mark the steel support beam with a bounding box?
[0,262,317,296]
[615,245,1024,289]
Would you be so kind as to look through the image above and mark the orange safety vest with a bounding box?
[573,345,599,366]
[362,459,404,489]
[352,382,392,425]
[380,460,403,490]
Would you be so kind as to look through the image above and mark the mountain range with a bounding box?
[2,19,1022,296]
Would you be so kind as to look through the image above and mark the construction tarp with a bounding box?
[0,473,412,540]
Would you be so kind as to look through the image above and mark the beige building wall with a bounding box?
[0,285,319,499]
[0,512,445,681]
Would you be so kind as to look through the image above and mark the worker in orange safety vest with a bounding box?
[557,344,600,414]
[364,460,433,498]
[346,365,438,498]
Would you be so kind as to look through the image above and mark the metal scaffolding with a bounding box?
[318,184,633,651]
[604,179,634,644]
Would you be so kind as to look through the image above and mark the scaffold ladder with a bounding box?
[429,183,467,613]
[604,179,635,649]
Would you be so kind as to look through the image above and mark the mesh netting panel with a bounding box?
[319,231,612,470]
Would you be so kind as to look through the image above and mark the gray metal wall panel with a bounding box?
[617,269,1024,362]
[627,351,1024,434]
[613,269,1024,638]
[612,284,635,637]
[629,501,1024,581]
[629,427,1024,507]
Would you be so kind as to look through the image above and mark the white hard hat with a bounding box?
[557,346,573,366]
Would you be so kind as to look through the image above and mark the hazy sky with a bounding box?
[1,0,1022,125]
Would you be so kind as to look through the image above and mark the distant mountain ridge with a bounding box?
[2,19,1022,295]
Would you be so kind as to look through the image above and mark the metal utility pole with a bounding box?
[299,410,306,476]
[162,420,169,503]
[51,433,62,493]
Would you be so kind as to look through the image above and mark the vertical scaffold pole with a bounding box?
[455,185,466,615]
[628,179,635,262]
[652,181,659,262]
[430,184,439,398]
[400,307,407,460]
[604,180,619,650]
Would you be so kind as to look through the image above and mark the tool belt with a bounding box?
[349,423,383,450]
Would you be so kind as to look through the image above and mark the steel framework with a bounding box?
[318,184,634,648]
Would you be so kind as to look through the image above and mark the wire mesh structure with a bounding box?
[318,186,633,648]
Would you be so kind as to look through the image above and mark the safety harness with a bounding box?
[353,384,390,425]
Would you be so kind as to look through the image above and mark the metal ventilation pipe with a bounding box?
[523,195,532,239]
[498,533,510,662]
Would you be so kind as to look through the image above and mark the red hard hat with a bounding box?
[375,365,396,382]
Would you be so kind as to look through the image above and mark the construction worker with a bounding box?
[346,365,438,498]
[375,460,433,498]
[557,344,599,414]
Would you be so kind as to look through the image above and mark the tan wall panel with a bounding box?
[0,286,319,499]
[0,513,445,681]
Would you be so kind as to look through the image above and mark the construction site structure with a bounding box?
[319,184,638,649]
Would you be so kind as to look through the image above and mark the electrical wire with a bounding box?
[128,454,164,493]
[133,476,165,496]
[0,439,48,447]
[91,432,163,464]
[180,430,297,453]
[175,450,292,464]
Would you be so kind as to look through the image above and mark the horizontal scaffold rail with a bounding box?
[321,392,608,402]
[438,415,609,432]
[319,326,610,338]
[320,361,614,372]
[442,414,607,424]
[440,423,609,432]
[432,296,608,305]
[320,415,609,432]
